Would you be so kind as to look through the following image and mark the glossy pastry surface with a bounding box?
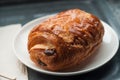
[28,9,104,71]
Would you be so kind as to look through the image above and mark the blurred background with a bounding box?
[0,0,120,80]
[0,0,120,37]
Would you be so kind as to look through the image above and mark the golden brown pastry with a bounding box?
[28,9,104,71]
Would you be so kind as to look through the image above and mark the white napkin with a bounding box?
[0,24,28,80]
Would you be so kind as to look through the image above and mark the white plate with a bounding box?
[13,15,119,76]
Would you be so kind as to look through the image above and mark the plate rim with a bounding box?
[13,14,119,76]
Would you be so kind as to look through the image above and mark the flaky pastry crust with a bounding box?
[28,9,104,71]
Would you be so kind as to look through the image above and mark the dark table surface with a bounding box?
[0,0,120,80]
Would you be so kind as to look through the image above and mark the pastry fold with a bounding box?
[28,9,104,71]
